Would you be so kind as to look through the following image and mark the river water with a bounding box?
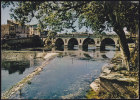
[1,46,118,99]
[1,51,45,92]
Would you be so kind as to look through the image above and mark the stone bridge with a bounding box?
[42,34,129,50]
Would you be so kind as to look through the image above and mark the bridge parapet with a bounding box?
[55,34,119,38]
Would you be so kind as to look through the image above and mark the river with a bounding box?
[1,46,118,99]
[1,51,46,92]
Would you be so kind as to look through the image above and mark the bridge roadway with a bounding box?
[42,34,123,50]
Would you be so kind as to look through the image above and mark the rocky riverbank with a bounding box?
[87,45,139,99]
[1,53,59,99]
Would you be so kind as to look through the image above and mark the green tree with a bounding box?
[47,31,57,39]
[101,32,106,35]
[44,30,57,46]
[2,1,139,70]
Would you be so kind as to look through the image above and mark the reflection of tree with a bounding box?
[83,53,92,59]
[1,60,30,74]
[102,55,108,58]
[79,53,93,60]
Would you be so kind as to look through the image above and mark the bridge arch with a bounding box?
[82,38,95,51]
[100,38,115,51]
[68,38,78,50]
[45,40,52,46]
[55,38,64,50]
[43,39,48,44]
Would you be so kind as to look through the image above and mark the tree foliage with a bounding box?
[2,1,139,70]
[2,1,138,33]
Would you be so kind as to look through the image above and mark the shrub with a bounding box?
[2,43,11,50]
[117,66,127,71]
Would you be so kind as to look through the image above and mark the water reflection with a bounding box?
[102,55,108,58]
[1,60,30,74]
[54,49,115,61]
[2,45,118,98]
[1,51,45,92]
[54,44,117,52]
[1,52,46,74]
[104,45,116,51]
[10,48,117,99]
[83,53,92,59]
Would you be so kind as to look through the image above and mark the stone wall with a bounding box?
[1,51,46,61]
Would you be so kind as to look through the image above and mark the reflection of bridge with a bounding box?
[2,51,46,67]
[42,34,123,50]
[51,49,116,60]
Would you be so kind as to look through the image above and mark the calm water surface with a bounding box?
[1,52,45,92]
[8,47,117,99]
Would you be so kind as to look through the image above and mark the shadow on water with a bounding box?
[79,58,91,60]
[83,53,92,59]
[78,53,93,61]
[102,55,108,58]
[1,60,30,74]
[55,47,116,61]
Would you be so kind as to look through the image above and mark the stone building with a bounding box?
[29,24,40,37]
[1,24,15,38]
[7,20,29,38]
[1,20,42,39]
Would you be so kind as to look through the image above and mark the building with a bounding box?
[1,20,42,39]
[29,24,40,37]
[7,20,29,38]
[1,24,15,39]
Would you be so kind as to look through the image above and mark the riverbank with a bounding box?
[87,44,139,99]
[1,36,44,50]
[1,52,59,99]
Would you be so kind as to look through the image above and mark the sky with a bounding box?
[1,3,129,34]
[1,4,38,25]
[1,5,94,34]
[1,5,11,25]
